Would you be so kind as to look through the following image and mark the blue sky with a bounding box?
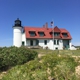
[0,0,80,47]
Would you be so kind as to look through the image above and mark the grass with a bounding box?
[32,49,80,56]
[0,49,80,80]
[1,53,79,80]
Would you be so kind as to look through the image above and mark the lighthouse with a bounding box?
[13,18,23,47]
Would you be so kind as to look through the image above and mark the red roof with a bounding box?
[24,26,72,39]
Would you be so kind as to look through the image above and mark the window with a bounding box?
[30,40,33,46]
[38,32,45,37]
[55,47,58,50]
[15,21,20,24]
[36,40,39,45]
[57,40,59,45]
[54,32,60,36]
[54,40,59,45]
[44,40,47,45]
[22,41,24,46]
[62,33,68,37]
[50,32,60,36]
[29,31,36,37]
[54,40,56,45]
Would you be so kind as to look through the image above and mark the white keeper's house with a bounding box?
[13,18,76,50]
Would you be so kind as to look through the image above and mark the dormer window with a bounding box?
[50,32,60,36]
[62,33,68,37]
[54,32,60,36]
[29,31,36,37]
[38,32,45,37]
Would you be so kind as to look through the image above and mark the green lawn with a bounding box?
[32,49,80,56]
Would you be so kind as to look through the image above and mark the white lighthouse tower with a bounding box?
[13,18,23,47]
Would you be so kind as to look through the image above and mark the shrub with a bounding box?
[0,46,38,71]
[1,53,79,80]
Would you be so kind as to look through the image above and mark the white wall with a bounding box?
[26,40,30,46]
[48,39,63,50]
[59,40,63,50]
[69,40,72,49]
[38,39,50,49]
[48,39,53,50]
[38,39,63,50]
[26,39,36,46]
[69,40,77,50]
[38,39,45,48]
[13,27,22,47]
[22,33,26,46]
[25,39,66,50]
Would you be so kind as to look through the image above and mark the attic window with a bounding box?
[29,31,36,37]
[50,32,60,36]
[38,32,45,37]
[62,33,68,37]
[54,32,60,36]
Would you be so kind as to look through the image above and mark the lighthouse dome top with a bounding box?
[13,18,22,27]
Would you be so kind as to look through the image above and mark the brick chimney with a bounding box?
[43,22,48,29]
[45,22,48,28]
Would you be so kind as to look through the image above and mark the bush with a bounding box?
[0,46,38,71]
[1,53,79,80]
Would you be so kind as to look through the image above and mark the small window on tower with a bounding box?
[15,21,20,24]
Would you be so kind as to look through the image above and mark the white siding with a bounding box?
[38,39,63,50]
[22,33,26,46]
[69,40,72,49]
[38,39,44,48]
[48,39,63,50]
[26,40,36,46]
[25,38,76,50]
[59,40,63,50]
[48,39,54,50]
[69,40,77,50]
[27,40,30,46]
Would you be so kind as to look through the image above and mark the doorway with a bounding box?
[30,40,33,46]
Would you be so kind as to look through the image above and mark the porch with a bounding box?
[26,39,42,49]
[63,40,70,50]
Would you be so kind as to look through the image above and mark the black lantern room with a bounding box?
[13,18,22,27]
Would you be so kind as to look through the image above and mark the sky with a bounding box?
[0,0,80,47]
